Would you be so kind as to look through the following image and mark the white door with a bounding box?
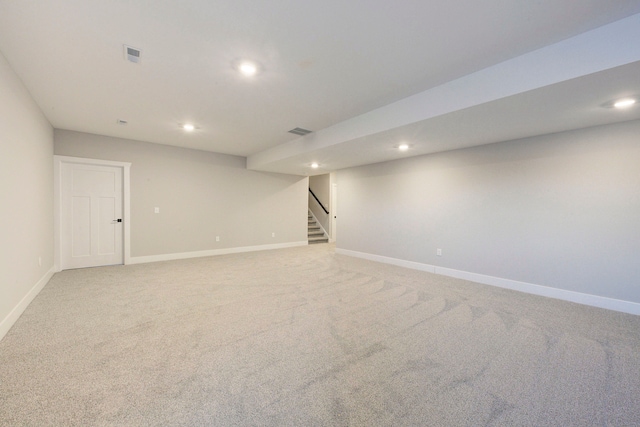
[61,162,124,269]
[331,182,337,242]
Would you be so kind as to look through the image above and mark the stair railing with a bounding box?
[309,188,329,215]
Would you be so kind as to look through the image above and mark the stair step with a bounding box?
[308,236,329,244]
[307,211,327,243]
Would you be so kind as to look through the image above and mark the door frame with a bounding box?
[54,155,131,271]
[330,181,337,243]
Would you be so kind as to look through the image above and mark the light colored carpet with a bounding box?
[1,244,639,426]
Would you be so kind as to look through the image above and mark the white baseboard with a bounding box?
[336,248,437,273]
[335,248,640,316]
[129,241,309,265]
[0,268,54,342]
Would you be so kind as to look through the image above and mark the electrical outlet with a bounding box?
[272,232,275,237]
[437,248,442,256]
[216,236,220,242]
[154,207,160,213]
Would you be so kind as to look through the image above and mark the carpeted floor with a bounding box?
[1,244,639,426]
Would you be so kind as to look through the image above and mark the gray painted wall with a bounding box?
[55,130,308,258]
[336,120,640,303]
[0,52,54,334]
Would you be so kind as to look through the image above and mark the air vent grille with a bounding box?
[124,45,141,63]
[289,127,312,136]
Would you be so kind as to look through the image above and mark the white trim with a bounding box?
[53,155,131,271]
[335,248,640,316]
[329,179,337,243]
[54,155,132,169]
[336,248,437,273]
[0,268,54,342]
[129,241,308,265]
[123,166,131,265]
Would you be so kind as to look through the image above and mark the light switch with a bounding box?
[154,207,159,213]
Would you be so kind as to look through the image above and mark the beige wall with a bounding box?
[0,52,54,338]
[54,130,308,258]
[337,120,640,305]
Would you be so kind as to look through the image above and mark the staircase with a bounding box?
[308,212,329,244]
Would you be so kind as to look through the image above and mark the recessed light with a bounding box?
[183,124,195,131]
[239,63,257,76]
[398,143,409,151]
[603,97,638,109]
[232,60,260,77]
[614,98,636,109]
[311,163,319,169]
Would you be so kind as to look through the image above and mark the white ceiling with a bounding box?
[1,1,640,175]
[252,59,640,174]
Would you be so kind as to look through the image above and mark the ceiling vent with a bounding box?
[288,127,312,136]
[123,45,141,63]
